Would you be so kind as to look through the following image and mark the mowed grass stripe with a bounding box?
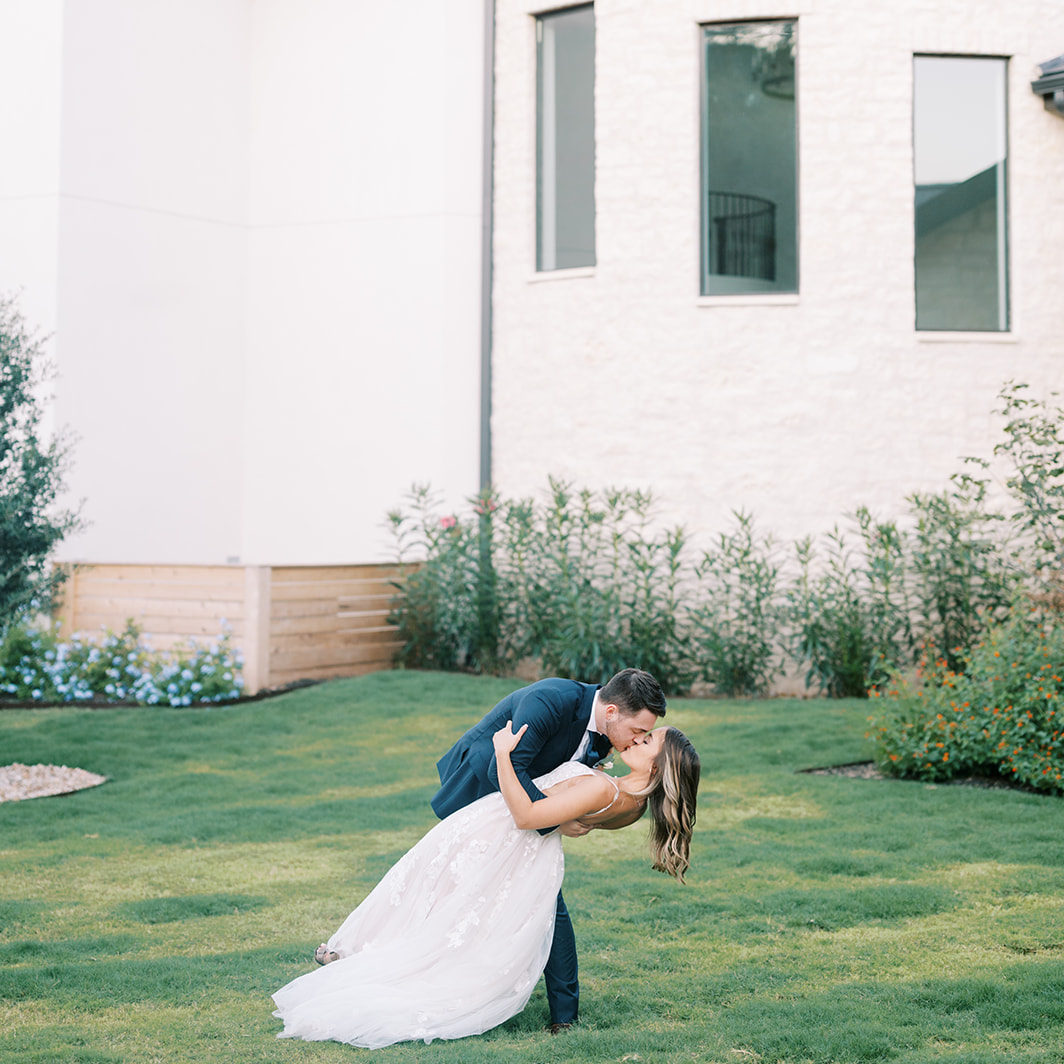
[1,670,1063,1063]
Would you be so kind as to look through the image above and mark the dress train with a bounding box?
[272,762,593,1048]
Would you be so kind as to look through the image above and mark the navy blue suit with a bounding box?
[431,677,601,1024]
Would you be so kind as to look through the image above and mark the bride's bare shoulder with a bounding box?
[585,800,646,830]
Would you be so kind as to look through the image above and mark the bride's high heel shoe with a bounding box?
[314,943,340,965]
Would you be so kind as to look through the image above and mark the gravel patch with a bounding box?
[0,763,108,803]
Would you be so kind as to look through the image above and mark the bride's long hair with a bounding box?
[632,727,700,882]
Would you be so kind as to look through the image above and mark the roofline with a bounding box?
[1032,70,1064,95]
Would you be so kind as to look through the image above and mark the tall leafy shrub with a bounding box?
[992,381,1064,589]
[906,477,1017,668]
[387,485,487,672]
[0,296,81,627]
[689,511,782,696]
[389,381,1064,702]
[388,481,694,691]
[786,511,910,697]
[529,482,692,690]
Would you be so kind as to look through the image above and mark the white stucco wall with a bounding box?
[2,0,484,566]
[54,0,250,564]
[242,0,484,564]
[0,0,63,344]
[491,0,1064,549]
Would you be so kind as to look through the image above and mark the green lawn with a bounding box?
[2,670,1063,1064]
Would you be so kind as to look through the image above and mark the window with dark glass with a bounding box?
[913,55,1009,331]
[701,21,797,296]
[536,5,595,271]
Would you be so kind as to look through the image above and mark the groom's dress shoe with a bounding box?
[548,1022,573,1035]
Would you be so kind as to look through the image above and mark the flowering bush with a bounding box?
[867,608,1064,793]
[0,619,245,706]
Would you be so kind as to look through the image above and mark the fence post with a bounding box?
[243,565,272,693]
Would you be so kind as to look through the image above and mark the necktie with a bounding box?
[583,732,611,766]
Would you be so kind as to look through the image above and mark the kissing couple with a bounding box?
[272,667,701,1048]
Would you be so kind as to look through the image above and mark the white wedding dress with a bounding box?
[272,761,595,1048]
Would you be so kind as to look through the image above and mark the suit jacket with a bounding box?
[431,677,600,822]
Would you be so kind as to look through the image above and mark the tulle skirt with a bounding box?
[272,763,591,1048]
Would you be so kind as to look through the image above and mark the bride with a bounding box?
[272,722,700,1048]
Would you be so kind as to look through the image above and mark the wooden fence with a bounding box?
[54,563,405,694]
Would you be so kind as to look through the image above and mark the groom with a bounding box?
[431,667,666,1033]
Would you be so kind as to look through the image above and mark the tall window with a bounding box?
[536,5,595,271]
[701,21,797,296]
[913,56,1009,331]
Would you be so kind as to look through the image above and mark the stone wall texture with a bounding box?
[491,0,1064,549]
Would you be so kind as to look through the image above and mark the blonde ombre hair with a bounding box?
[632,727,700,882]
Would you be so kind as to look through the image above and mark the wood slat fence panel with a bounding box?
[265,565,403,686]
[54,562,407,693]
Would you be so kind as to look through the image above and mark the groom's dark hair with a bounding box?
[600,668,666,718]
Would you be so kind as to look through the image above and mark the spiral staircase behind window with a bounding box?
[708,192,777,281]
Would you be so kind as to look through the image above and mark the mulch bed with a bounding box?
[803,761,1031,792]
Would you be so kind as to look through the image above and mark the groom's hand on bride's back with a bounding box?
[558,820,593,837]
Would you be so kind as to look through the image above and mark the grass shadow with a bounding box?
[116,894,271,924]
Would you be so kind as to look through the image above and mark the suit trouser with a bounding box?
[543,892,578,1023]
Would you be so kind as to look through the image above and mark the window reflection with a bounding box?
[701,21,798,296]
[536,5,595,272]
[914,56,1009,331]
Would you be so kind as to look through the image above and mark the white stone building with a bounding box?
[490,0,1064,546]
[0,0,1061,684]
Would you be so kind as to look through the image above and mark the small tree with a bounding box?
[0,294,81,627]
